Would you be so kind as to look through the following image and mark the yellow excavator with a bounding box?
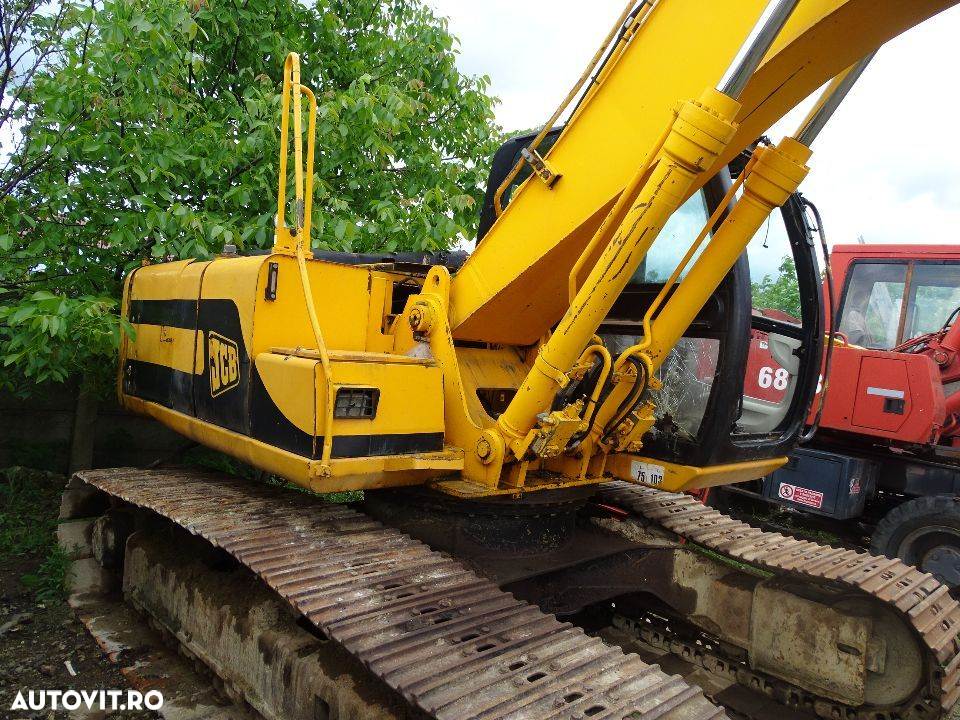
[66,1,960,719]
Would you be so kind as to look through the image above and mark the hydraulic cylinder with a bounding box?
[495,88,739,454]
[642,137,812,370]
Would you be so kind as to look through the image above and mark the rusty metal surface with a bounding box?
[596,482,960,719]
[76,468,726,720]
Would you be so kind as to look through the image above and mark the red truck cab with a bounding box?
[726,244,960,587]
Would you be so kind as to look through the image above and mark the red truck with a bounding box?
[716,244,960,587]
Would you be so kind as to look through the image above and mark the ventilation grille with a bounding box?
[334,387,380,419]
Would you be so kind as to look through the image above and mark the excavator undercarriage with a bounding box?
[64,467,960,720]
[61,1,960,718]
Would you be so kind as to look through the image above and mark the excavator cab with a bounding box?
[479,131,824,476]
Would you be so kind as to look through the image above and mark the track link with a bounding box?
[76,468,724,720]
[595,481,960,719]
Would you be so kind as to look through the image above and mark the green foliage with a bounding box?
[0,291,128,391]
[20,543,69,603]
[0,467,62,556]
[0,0,500,394]
[320,490,364,504]
[1,467,69,602]
[752,256,801,319]
[182,445,361,502]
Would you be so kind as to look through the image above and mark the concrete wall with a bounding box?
[0,383,184,473]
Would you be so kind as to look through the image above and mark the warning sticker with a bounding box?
[777,482,824,509]
[630,460,666,487]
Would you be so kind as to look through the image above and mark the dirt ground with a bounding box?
[0,554,158,719]
[3,465,960,720]
[0,466,158,719]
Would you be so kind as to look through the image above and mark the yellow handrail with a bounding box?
[492,0,657,217]
[276,52,335,476]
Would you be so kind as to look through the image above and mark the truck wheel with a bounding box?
[871,495,960,588]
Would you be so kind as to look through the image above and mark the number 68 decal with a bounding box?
[757,366,790,391]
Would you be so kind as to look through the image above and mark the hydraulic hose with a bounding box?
[601,355,649,445]
[799,196,834,445]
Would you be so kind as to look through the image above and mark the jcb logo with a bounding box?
[208,332,240,397]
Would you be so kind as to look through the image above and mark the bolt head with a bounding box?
[476,437,492,459]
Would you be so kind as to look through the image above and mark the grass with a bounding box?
[0,466,69,602]
[19,543,69,603]
[0,466,63,555]
[179,446,363,503]
[691,543,775,578]
[748,504,842,546]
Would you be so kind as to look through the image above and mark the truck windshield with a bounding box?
[905,264,960,340]
[838,261,960,348]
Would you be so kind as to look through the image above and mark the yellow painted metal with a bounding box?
[644,137,812,371]
[567,118,673,305]
[449,0,956,347]
[125,325,200,376]
[252,257,387,354]
[274,53,315,251]
[389,266,509,488]
[432,473,609,499]
[256,353,316,436]
[455,346,529,424]
[491,0,651,216]
[122,395,462,492]
[125,254,404,362]
[256,351,444,439]
[433,455,783,497]
[493,88,740,457]
[271,53,338,474]
[451,0,769,345]
[707,0,956,182]
[120,259,205,385]
[603,454,788,493]
[117,3,960,500]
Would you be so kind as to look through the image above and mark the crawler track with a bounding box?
[76,468,723,720]
[596,481,960,719]
[74,467,960,720]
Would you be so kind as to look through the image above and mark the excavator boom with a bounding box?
[450,0,956,345]
[67,4,960,720]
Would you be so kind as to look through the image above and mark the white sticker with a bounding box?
[631,460,666,486]
[866,386,905,399]
[777,482,824,509]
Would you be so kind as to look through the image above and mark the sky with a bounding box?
[427,0,960,256]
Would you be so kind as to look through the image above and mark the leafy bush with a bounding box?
[0,0,500,395]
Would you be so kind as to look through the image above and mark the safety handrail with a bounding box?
[276,52,335,475]
[492,0,657,217]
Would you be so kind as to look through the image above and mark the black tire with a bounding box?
[871,495,960,588]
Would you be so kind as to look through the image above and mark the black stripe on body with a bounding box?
[330,432,443,458]
[128,299,197,329]
[250,368,443,458]
[122,359,194,415]
[126,298,443,459]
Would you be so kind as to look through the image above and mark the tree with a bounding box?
[0,0,500,394]
[752,256,801,318]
